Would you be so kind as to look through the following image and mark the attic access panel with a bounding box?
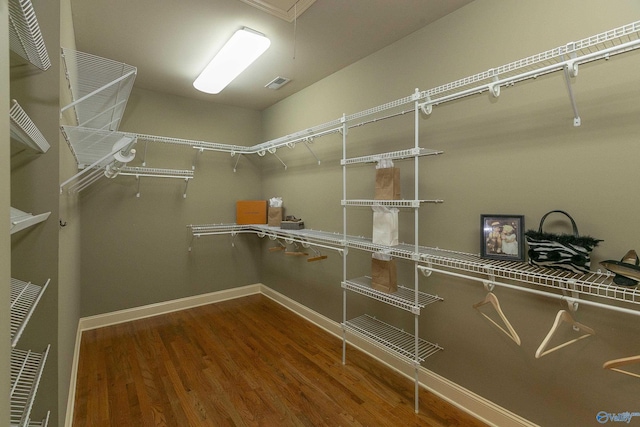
[238,0,316,22]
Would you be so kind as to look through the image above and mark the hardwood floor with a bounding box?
[72,294,488,427]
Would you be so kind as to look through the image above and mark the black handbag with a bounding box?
[525,210,602,275]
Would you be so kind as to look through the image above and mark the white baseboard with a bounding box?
[65,283,536,427]
[78,284,262,331]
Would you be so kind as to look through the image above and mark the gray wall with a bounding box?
[58,0,81,424]
[260,1,640,426]
[9,0,62,424]
[78,87,264,316]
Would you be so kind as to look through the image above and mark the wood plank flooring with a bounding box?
[72,294,488,427]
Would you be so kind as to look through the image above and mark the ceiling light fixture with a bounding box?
[193,27,271,94]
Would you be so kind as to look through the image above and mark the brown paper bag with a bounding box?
[371,258,397,293]
[268,207,282,227]
[374,167,401,200]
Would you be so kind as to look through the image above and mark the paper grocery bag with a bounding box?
[374,167,401,200]
[372,206,398,246]
[371,257,397,293]
[268,207,283,227]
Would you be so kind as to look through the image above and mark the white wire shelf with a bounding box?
[64,20,640,172]
[342,199,443,208]
[344,314,442,364]
[10,207,51,235]
[10,278,49,348]
[187,224,640,309]
[10,346,50,427]
[119,166,194,198]
[341,148,443,165]
[119,166,194,179]
[9,100,50,153]
[61,49,137,131]
[8,0,51,71]
[61,125,137,169]
[343,276,442,313]
[419,21,640,115]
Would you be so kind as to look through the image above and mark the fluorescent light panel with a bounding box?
[194,27,271,94]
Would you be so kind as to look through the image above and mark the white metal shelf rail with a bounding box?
[9,100,50,153]
[119,166,195,198]
[187,223,347,253]
[8,0,51,71]
[61,21,640,182]
[418,20,640,126]
[342,277,442,314]
[186,222,640,312]
[61,48,137,131]
[10,346,50,427]
[60,126,137,194]
[344,314,442,364]
[10,207,51,235]
[10,278,50,348]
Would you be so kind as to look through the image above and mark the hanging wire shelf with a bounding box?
[10,207,51,235]
[61,49,137,131]
[10,346,50,427]
[343,277,442,313]
[341,148,443,165]
[60,126,137,169]
[342,199,443,208]
[8,0,51,71]
[344,314,442,364]
[419,21,640,111]
[9,100,50,153]
[10,278,50,348]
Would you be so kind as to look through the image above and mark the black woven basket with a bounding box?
[525,210,602,275]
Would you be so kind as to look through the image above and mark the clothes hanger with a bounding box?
[472,292,521,346]
[603,355,640,379]
[307,246,327,262]
[284,243,308,257]
[535,309,595,358]
[268,239,286,252]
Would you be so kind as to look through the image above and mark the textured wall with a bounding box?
[260,1,640,425]
[78,87,264,316]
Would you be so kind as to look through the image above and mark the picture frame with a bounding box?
[480,214,525,261]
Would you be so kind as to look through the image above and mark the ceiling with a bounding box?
[70,0,473,111]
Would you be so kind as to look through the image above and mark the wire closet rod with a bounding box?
[418,265,640,318]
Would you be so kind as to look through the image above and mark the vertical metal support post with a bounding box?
[413,89,421,413]
[341,114,348,365]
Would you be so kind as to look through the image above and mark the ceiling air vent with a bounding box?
[265,76,291,90]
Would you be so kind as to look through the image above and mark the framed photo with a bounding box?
[480,214,525,261]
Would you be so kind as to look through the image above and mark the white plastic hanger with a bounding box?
[535,310,595,358]
[473,292,521,346]
[603,355,640,379]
